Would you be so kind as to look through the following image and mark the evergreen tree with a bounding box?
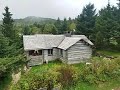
[55,17,62,34]
[114,0,120,48]
[68,17,72,24]
[0,32,9,57]
[95,2,119,46]
[62,18,68,33]
[2,6,14,40]
[44,24,57,34]
[1,7,23,57]
[95,31,104,49]
[76,3,97,37]
[23,26,31,35]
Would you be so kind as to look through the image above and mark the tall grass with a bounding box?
[12,55,120,90]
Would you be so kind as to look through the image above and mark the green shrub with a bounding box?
[13,69,60,90]
[12,56,120,89]
[12,64,79,90]
[0,55,26,90]
[57,65,79,88]
[80,57,120,84]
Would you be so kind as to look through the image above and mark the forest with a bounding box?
[0,1,120,90]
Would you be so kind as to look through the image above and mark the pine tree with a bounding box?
[68,17,72,24]
[23,26,31,35]
[95,1,120,47]
[0,32,9,57]
[95,31,104,49]
[2,6,14,40]
[62,18,68,33]
[1,7,23,56]
[44,24,57,34]
[55,17,62,34]
[76,3,97,37]
[115,0,120,47]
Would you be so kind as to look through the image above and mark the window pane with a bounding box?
[51,49,53,55]
[48,49,53,56]
[38,50,42,55]
[60,49,63,57]
[29,50,34,55]
[48,49,50,54]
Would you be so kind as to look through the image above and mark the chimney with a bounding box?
[64,31,72,37]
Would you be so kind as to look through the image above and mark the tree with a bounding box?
[68,17,72,24]
[23,26,31,35]
[95,31,104,49]
[55,17,62,34]
[95,2,120,46]
[76,3,97,37]
[44,24,57,34]
[31,26,40,34]
[114,0,120,46]
[68,22,76,32]
[1,7,23,57]
[2,6,14,40]
[62,18,68,33]
[0,32,9,57]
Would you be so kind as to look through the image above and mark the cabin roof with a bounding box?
[58,35,94,50]
[23,34,93,51]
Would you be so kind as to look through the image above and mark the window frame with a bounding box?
[29,50,35,56]
[29,50,43,56]
[48,49,53,56]
[60,49,63,57]
[38,50,43,55]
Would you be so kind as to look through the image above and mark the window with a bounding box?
[80,39,84,43]
[29,50,35,55]
[38,50,42,55]
[29,50,42,56]
[48,49,53,56]
[60,49,63,57]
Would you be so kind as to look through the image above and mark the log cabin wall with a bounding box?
[67,41,92,64]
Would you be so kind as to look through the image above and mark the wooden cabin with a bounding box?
[23,34,94,66]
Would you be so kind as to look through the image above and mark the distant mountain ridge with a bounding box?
[0,16,56,25]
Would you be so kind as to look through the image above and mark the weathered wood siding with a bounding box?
[59,49,68,63]
[26,48,59,66]
[53,48,59,59]
[67,41,92,64]
[44,48,59,62]
[44,50,52,62]
[27,52,43,66]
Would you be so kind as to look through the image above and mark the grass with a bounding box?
[11,50,120,90]
[28,60,62,74]
[64,82,96,90]
[67,78,120,90]
[96,78,120,90]
[21,64,120,90]
[27,62,120,90]
[97,50,120,57]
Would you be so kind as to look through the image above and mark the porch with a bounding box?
[26,48,63,66]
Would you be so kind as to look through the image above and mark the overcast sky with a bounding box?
[0,0,118,20]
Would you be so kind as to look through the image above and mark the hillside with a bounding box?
[11,50,120,90]
[0,16,56,25]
